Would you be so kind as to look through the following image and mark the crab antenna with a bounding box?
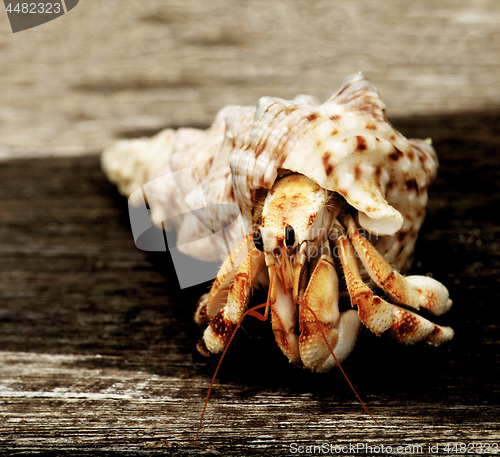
[196,301,378,443]
[299,301,379,426]
[195,303,268,443]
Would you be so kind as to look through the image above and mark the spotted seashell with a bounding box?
[102,73,438,271]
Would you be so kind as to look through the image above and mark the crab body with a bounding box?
[102,73,454,372]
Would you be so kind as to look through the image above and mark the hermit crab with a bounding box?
[102,73,454,373]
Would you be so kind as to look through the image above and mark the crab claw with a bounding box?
[297,243,361,372]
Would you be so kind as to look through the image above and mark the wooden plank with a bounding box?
[0,112,499,454]
[2,0,500,157]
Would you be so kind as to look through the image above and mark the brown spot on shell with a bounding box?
[388,149,404,161]
[255,141,267,158]
[307,113,318,122]
[330,115,341,121]
[343,93,362,104]
[407,149,415,161]
[356,136,367,151]
[331,128,339,136]
[354,166,362,180]
[405,179,418,192]
[336,84,349,97]
[359,104,376,117]
[322,152,334,176]
[366,123,377,130]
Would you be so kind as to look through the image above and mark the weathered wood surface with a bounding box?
[2,0,500,158]
[0,112,499,455]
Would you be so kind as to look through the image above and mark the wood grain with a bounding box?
[0,111,499,454]
[1,0,500,158]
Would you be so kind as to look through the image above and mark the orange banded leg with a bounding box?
[195,234,254,325]
[197,246,265,356]
[344,215,452,316]
[336,234,454,345]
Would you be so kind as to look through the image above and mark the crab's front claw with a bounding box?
[296,246,361,372]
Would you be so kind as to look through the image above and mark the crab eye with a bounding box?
[253,228,265,252]
[285,225,296,250]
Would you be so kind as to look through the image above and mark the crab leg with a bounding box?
[336,233,454,345]
[197,242,265,356]
[297,242,360,372]
[342,215,452,316]
[195,234,254,325]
